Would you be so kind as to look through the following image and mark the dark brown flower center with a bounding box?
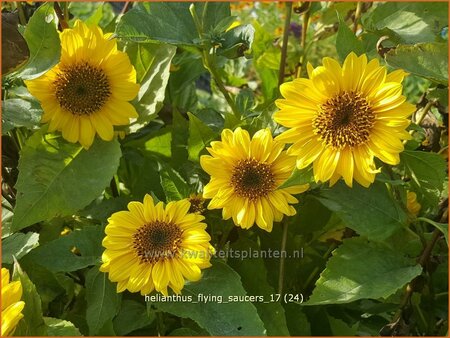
[133,221,182,264]
[231,158,275,201]
[54,62,111,116]
[313,91,375,148]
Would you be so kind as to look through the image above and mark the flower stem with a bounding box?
[353,2,363,34]
[15,2,27,25]
[277,218,289,295]
[391,228,441,323]
[278,2,293,86]
[296,4,311,78]
[415,101,434,126]
[404,101,435,145]
[54,2,69,30]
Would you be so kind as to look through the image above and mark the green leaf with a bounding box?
[2,98,42,134]
[306,237,422,305]
[283,303,311,336]
[187,112,216,162]
[78,196,131,222]
[12,131,121,231]
[417,217,448,245]
[169,328,204,336]
[279,166,314,189]
[385,43,448,85]
[160,164,190,201]
[44,317,82,336]
[217,24,255,59]
[85,266,121,335]
[125,43,176,132]
[314,181,407,241]
[116,2,230,46]
[229,237,290,335]
[118,148,165,200]
[199,2,231,32]
[361,2,448,44]
[84,4,103,26]
[153,261,266,335]
[335,17,364,62]
[17,3,60,79]
[116,3,198,45]
[13,260,47,335]
[2,232,39,264]
[26,225,104,272]
[236,88,255,117]
[113,300,155,335]
[400,150,447,214]
[327,315,359,336]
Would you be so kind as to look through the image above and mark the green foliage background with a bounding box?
[2,1,448,336]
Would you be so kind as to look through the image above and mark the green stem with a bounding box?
[54,2,69,30]
[404,101,435,145]
[201,2,208,27]
[15,2,27,25]
[110,175,120,197]
[415,101,434,126]
[296,5,311,78]
[63,2,70,22]
[438,145,448,155]
[353,2,363,34]
[277,218,289,295]
[189,3,240,118]
[156,311,165,336]
[278,2,293,86]
[189,4,203,36]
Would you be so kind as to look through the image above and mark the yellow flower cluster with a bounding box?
[200,53,413,233]
[24,18,413,297]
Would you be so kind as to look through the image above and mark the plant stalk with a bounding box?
[353,2,363,34]
[296,4,311,78]
[277,218,289,295]
[278,2,293,86]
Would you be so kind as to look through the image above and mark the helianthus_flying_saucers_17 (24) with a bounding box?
[200,127,309,232]
[274,52,415,188]
[25,19,139,149]
[100,195,215,296]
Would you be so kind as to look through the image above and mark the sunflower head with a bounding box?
[1,268,25,336]
[25,20,139,149]
[200,127,309,232]
[100,195,213,296]
[274,52,415,188]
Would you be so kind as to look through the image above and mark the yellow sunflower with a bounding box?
[100,195,214,296]
[1,268,25,336]
[200,127,309,232]
[274,52,415,187]
[25,20,139,149]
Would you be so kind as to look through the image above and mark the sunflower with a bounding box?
[100,195,214,296]
[25,20,139,149]
[200,127,309,232]
[274,52,415,187]
[1,268,25,336]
